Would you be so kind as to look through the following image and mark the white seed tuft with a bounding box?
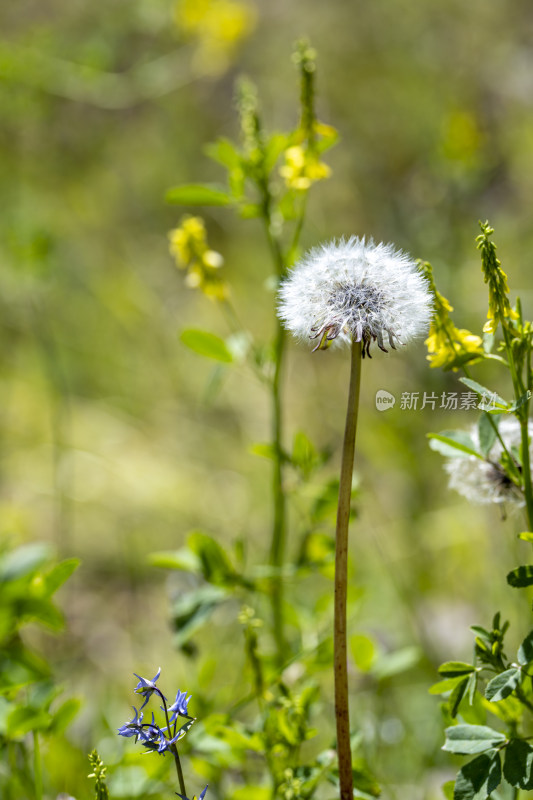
[277,236,432,355]
[444,417,533,508]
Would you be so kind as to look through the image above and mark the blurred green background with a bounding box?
[2,0,533,797]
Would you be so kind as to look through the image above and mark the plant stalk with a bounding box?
[33,731,42,800]
[269,316,287,660]
[334,338,362,800]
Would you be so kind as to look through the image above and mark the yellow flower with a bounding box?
[175,0,256,76]
[426,325,484,370]
[279,145,331,191]
[168,215,227,301]
[419,261,485,371]
[477,221,518,334]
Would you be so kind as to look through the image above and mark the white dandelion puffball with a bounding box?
[277,237,432,355]
[444,417,533,507]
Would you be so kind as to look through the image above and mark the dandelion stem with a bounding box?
[334,337,362,800]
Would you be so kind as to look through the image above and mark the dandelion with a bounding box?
[278,237,432,355]
[278,235,431,800]
[444,417,533,507]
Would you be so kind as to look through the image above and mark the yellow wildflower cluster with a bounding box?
[168,216,227,300]
[476,221,519,334]
[420,261,485,371]
[279,123,337,191]
[279,145,331,191]
[175,0,256,76]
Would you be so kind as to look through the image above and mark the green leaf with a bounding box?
[454,751,501,800]
[171,585,228,647]
[429,676,468,695]
[297,532,335,572]
[428,431,483,459]
[264,132,291,172]
[165,184,232,206]
[291,431,321,480]
[470,625,492,642]
[352,761,381,798]
[507,565,533,588]
[503,738,533,789]
[443,724,506,755]
[459,378,508,410]
[188,531,236,585]
[204,138,242,169]
[17,598,64,631]
[449,678,469,718]
[6,706,51,737]
[508,390,533,413]
[439,662,476,678]
[232,788,270,800]
[478,413,498,457]
[485,668,521,702]
[49,697,81,734]
[372,646,421,680]
[0,544,51,581]
[180,329,234,363]
[350,634,376,673]
[518,532,533,542]
[442,781,455,800]
[43,558,80,596]
[148,548,202,573]
[466,671,477,705]
[249,442,277,460]
[517,630,533,666]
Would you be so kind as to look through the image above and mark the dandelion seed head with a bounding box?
[444,417,532,507]
[277,237,432,355]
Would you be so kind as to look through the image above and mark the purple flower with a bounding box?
[117,707,144,739]
[168,689,192,723]
[133,667,162,709]
[177,785,208,800]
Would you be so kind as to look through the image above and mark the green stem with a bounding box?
[334,338,362,800]
[269,317,288,661]
[520,415,533,531]
[159,689,187,798]
[33,732,42,800]
[501,327,533,529]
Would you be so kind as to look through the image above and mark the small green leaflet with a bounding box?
[477,413,498,456]
[180,329,234,362]
[485,668,521,702]
[507,565,533,588]
[165,184,232,206]
[428,431,483,459]
[517,630,533,666]
[454,752,501,800]
[438,662,476,678]
[459,378,508,411]
[443,724,506,755]
[503,739,533,790]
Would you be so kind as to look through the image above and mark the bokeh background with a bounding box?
[2,0,533,797]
